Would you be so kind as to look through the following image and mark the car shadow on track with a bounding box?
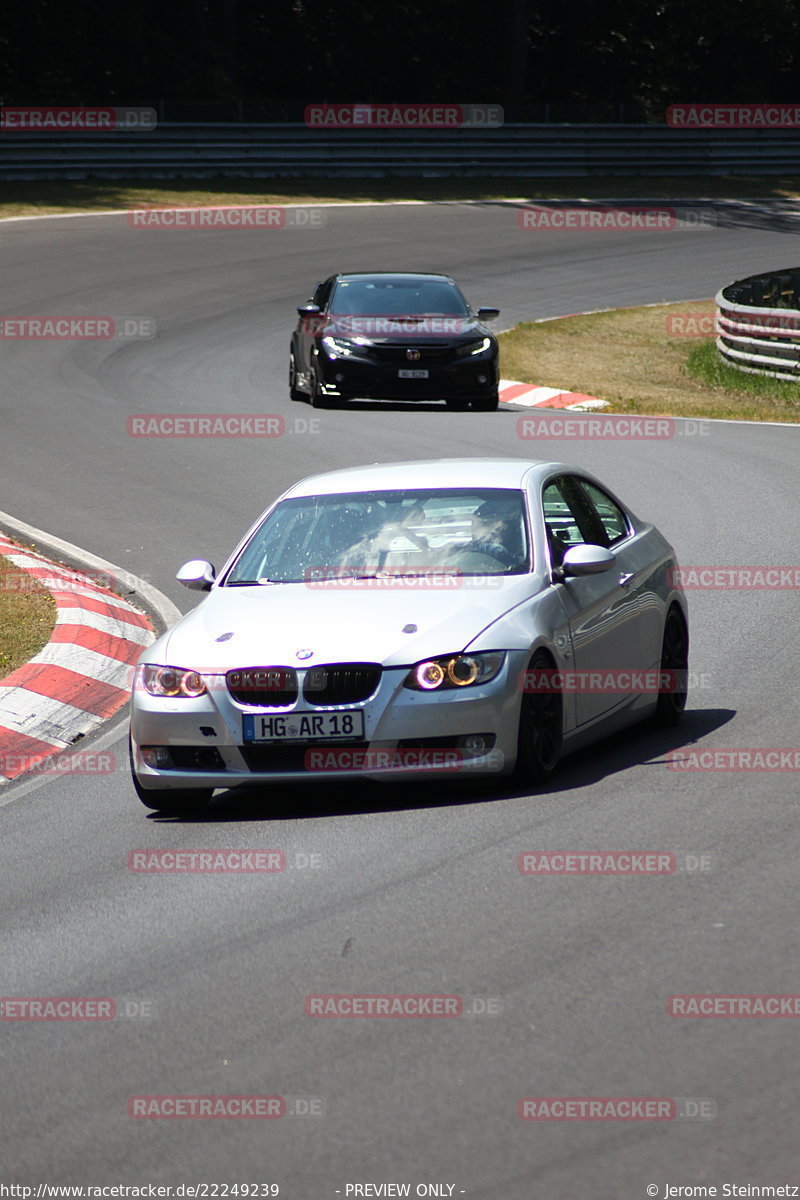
[147,706,735,823]
[294,400,515,414]
[532,704,736,796]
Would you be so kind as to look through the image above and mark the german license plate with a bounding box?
[243,710,364,743]
[398,369,429,379]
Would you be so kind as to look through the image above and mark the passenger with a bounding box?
[338,506,429,568]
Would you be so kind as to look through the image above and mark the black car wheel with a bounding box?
[654,605,689,726]
[514,651,563,784]
[289,348,303,402]
[129,736,213,814]
[445,398,470,411]
[309,366,336,409]
[472,392,499,412]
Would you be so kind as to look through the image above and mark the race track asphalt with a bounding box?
[1,199,799,1196]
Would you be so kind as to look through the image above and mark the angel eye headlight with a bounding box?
[404,652,505,691]
[446,656,480,686]
[412,661,446,690]
[142,665,208,698]
[465,337,492,355]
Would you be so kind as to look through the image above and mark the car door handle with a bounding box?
[618,572,635,588]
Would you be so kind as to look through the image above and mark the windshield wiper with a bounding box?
[225,578,283,586]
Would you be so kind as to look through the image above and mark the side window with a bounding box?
[578,481,630,545]
[542,476,608,567]
[312,277,335,310]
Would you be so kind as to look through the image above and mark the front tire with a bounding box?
[514,651,563,784]
[289,349,303,402]
[654,605,689,726]
[471,392,499,412]
[309,366,336,409]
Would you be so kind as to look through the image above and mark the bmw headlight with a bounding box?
[321,335,356,357]
[403,651,505,691]
[141,665,207,698]
[463,337,492,356]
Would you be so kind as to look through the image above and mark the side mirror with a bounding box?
[297,303,321,317]
[561,544,615,577]
[176,560,216,591]
[477,307,500,321]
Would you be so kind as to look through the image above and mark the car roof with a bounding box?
[335,272,457,285]
[283,458,573,498]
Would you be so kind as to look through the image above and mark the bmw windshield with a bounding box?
[224,489,530,584]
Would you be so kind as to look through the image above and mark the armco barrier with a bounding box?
[716,269,800,381]
[4,123,800,180]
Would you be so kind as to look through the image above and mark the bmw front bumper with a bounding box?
[130,652,527,791]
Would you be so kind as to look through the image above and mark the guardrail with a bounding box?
[716,269,800,381]
[4,123,800,180]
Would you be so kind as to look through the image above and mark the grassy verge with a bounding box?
[0,551,56,681]
[499,300,800,423]
[3,175,800,219]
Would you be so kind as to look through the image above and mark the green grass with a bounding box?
[498,300,800,423]
[0,551,56,680]
[685,340,800,400]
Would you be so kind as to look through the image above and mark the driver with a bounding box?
[445,500,521,570]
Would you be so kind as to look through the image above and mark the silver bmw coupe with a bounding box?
[130,458,688,813]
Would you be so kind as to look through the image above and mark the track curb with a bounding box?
[499,377,609,411]
[0,513,180,784]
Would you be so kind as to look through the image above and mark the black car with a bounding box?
[289,272,501,410]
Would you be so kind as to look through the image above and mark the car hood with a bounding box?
[158,578,539,672]
[323,315,489,343]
